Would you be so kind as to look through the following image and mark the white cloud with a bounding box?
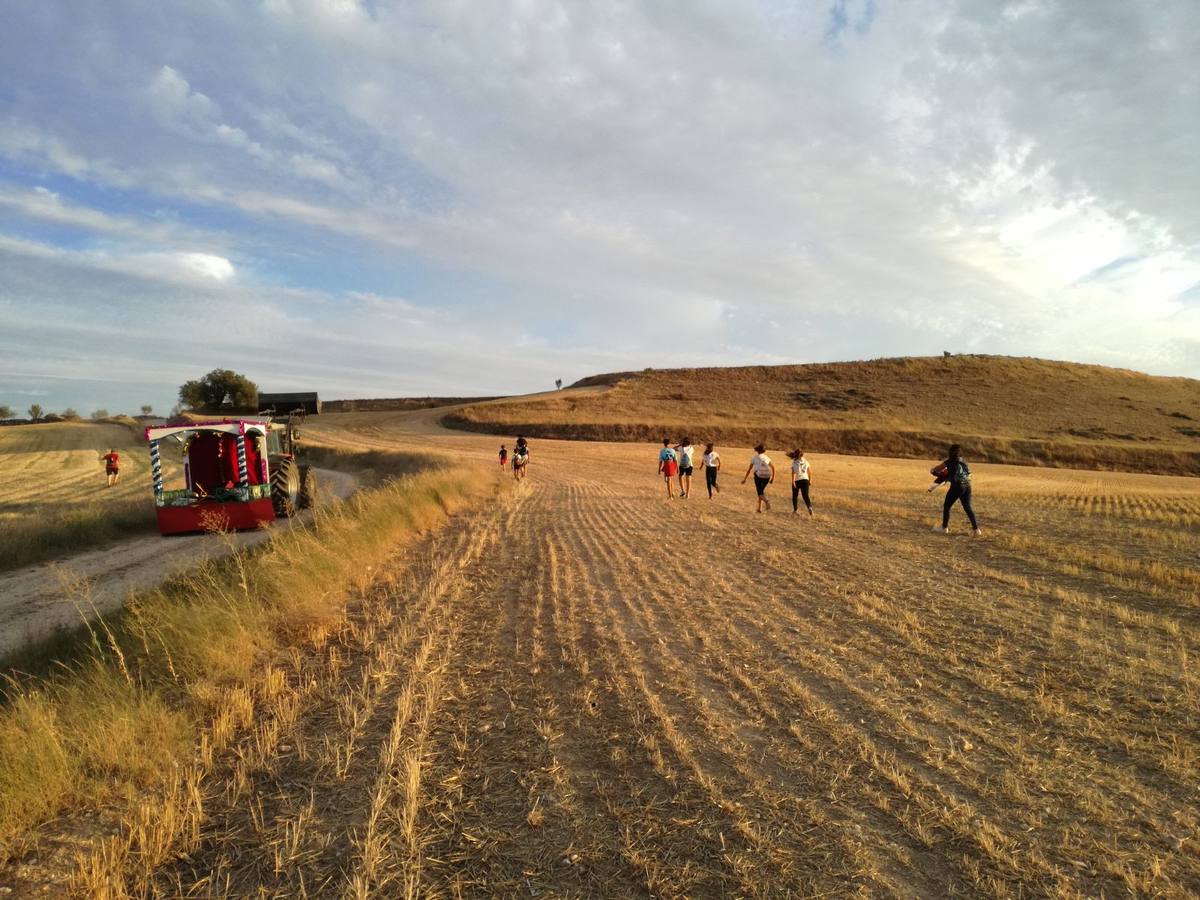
[0,0,1197,415]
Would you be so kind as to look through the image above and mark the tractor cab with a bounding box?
[144,414,314,535]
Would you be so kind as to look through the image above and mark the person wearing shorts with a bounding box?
[701,443,721,498]
[658,438,679,499]
[787,449,813,516]
[102,448,120,487]
[741,443,774,512]
[499,444,508,469]
[675,437,696,500]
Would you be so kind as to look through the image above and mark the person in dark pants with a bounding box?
[931,444,981,535]
[741,443,775,513]
[786,449,813,516]
[701,443,721,498]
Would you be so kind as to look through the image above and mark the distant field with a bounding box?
[324,396,501,413]
[445,356,1200,474]
[0,420,174,571]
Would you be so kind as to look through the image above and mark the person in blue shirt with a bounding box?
[657,438,679,499]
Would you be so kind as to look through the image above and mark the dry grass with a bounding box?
[447,355,1200,474]
[4,409,1198,896]
[0,456,492,894]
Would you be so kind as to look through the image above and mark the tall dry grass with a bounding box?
[0,456,491,872]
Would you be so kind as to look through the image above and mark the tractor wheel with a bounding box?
[271,456,300,518]
[298,465,317,510]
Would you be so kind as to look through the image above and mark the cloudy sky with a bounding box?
[1,0,1197,414]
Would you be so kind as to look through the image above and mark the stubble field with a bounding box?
[121,409,1196,897]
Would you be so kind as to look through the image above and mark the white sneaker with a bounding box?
[972,528,982,537]
[933,526,949,534]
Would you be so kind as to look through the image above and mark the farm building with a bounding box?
[259,391,322,415]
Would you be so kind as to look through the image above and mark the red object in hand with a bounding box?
[931,464,949,479]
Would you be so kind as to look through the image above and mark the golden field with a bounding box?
[446,356,1200,475]
[0,420,170,572]
[0,404,1197,896]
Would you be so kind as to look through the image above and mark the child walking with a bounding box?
[741,444,775,513]
[499,444,508,469]
[701,443,721,498]
[658,438,679,499]
[675,437,696,499]
[787,449,813,516]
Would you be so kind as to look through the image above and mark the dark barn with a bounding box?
[259,392,322,415]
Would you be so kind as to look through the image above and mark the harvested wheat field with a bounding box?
[0,420,151,517]
[50,408,1195,898]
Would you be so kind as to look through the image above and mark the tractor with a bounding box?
[144,411,316,535]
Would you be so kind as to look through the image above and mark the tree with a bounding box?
[61,408,80,420]
[91,409,110,420]
[178,369,259,412]
[28,404,43,421]
[0,404,12,420]
[141,404,153,417]
[555,378,563,390]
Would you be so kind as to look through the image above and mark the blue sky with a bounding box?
[1,0,1198,415]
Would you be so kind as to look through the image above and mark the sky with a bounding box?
[1,0,1198,415]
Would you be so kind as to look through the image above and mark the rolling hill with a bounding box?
[444,356,1200,474]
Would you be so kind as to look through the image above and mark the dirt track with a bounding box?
[119,410,1200,897]
[0,468,357,660]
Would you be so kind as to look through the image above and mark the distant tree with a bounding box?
[555,378,563,390]
[61,408,80,420]
[28,404,43,421]
[140,404,153,417]
[91,409,110,420]
[178,369,259,412]
[169,402,185,419]
[0,404,12,420]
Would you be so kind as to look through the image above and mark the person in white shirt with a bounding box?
[741,443,775,512]
[786,449,813,516]
[701,443,721,498]
[675,437,696,499]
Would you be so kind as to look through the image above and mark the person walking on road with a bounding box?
[512,437,529,480]
[658,438,679,499]
[499,444,508,470]
[931,444,981,535]
[675,437,696,500]
[102,448,120,487]
[741,443,775,513]
[787,449,813,516]
[701,442,721,498]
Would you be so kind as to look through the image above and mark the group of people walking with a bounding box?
[658,438,981,533]
[497,434,980,534]
[657,439,815,516]
[498,436,530,479]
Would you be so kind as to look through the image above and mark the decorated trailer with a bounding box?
[144,416,315,535]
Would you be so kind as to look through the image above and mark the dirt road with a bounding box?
[124,412,1200,897]
[0,468,357,660]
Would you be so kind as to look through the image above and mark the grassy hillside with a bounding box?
[445,356,1200,474]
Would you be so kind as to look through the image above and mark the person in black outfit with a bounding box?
[931,444,980,535]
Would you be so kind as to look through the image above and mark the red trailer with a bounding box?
[144,415,315,535]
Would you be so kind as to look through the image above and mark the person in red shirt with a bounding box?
[102,448,120,486]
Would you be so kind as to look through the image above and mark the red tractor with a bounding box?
[144,412,316,535]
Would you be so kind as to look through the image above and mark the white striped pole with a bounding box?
[235,433,249,488]
[149,439,164,493]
